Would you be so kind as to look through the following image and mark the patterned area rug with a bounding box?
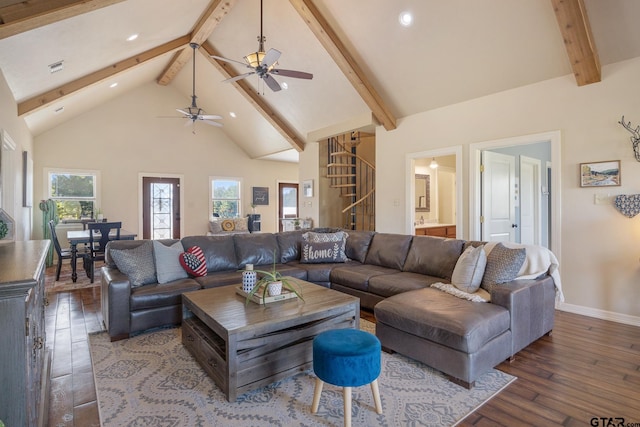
[89,321,515,426]
[45,264,101,293]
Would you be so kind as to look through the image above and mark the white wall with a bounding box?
[33,82,299,238]
[0,70,34,241]
[376,57,640,321]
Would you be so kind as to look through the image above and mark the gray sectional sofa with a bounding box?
[101,229,557,387]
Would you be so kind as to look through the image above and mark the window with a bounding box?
[47,169,99,220]
[211,177,241,218]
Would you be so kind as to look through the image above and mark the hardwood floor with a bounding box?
[45,269,640,426]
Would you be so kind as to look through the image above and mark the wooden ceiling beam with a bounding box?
[18,35,190,116]
[289,0,396,131]
[550,0,601,86]
[157,0,236,86]
[201,41,306,152]
[0,0,125,40]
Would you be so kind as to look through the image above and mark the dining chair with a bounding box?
[86,221,122,283]
[49,220,89,281]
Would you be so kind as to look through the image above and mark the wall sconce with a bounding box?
[618,116,640,162]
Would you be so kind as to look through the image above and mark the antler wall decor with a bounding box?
[618,116,640,162]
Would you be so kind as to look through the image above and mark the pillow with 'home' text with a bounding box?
[301,241,346,263]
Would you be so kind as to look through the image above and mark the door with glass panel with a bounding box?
[142,177,181,239]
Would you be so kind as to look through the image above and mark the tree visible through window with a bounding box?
[48,171,97,220]
[211,178,241,218]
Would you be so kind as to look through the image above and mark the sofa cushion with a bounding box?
[195,270,243,289]
[368,271,443,298]
[277,230,305,263]
[451,244,486,293]
[181,235,238,272]
[209,219,223,234]
[481,242,526,293]
[343,230,375,263]
[291,260,358,284]
[402,236,464,281]
[364,233,413,270]
[153,240,188,284]
[234,233,279,266]
[109,240,157,288]
[375,288,510,353]
[129,278,201,311]
[330,264,399,292]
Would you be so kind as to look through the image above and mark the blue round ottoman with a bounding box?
[310,328,382,426]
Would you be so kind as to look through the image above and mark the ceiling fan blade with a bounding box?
[184,119,193,127]
[203,120,223,127]
[211,55,251,68]
[223,72,255,83]
[271,69,313,80]
[176,108,190,116]
[263,74,282,92]
[262,48,281,67]
[200,114,222,120]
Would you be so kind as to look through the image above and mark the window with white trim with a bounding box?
[47,169,99,220]
[210,177,241,218]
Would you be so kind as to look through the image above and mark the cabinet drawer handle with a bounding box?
[34,337,43,350]
[207,358,217,368]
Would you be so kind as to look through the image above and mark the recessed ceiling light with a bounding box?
[126,33,139,42]
[399,11,413,27]
[229,112,237,118]
[281,82,288,90]
[109,82,118,88]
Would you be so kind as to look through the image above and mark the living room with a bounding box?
[1,0,640,425]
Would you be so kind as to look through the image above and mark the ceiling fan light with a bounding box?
[244,51,265,68]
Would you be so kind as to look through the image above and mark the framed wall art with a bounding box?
[252,186,269,205]
[22,151,33,207]
[579,160,621,187]
[302,179,313,197]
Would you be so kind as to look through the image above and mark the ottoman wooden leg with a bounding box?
[311,378,324,413]
[343,386,352,427]
[370,379,382,414]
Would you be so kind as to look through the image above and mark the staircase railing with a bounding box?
[326,134,375,230]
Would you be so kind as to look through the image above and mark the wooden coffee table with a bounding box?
[181,278,360,402]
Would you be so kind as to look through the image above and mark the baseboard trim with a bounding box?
[557,302,640,327]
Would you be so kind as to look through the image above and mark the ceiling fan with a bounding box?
[165,42,222,131]
[211,0,313,92]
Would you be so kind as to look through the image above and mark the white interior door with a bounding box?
[481,151,516,242]
[520,155,542,245]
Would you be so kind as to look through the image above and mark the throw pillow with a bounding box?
[180,246,208,277]
[300,241,346,263]
[221,219,235,232]
[302,231,348,261]
[109,241,157,288]
[209,219,223,233]
[480,242,526,294]
[153,240,188,284]
[451,244,487,293]
[234,217,249,231]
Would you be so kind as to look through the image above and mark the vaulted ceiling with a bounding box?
[1,0,640,162]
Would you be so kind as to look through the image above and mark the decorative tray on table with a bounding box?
[235,286,299,305]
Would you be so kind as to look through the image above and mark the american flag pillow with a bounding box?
[179,246,207,277]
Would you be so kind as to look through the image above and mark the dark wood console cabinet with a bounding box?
[0,240,51,427]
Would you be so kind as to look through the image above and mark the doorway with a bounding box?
[470,131,561,253]
[278,182,299,232]
[141,176,182,239]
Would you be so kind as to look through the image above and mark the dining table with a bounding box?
[67,229,137,282]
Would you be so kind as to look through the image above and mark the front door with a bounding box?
[278,183,299,232]
[481,151,516,242]
[142,177,181,239]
